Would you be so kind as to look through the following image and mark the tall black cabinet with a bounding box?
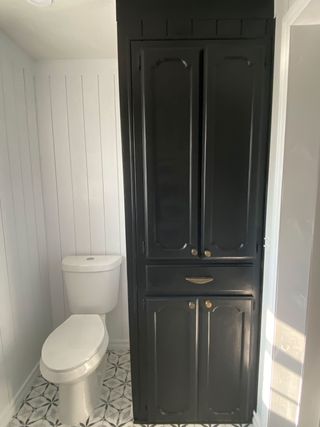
[116,0,274,424]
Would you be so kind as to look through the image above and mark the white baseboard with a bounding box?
[252,411,261,427]
[108,339,130,350]
[0,362,39,427]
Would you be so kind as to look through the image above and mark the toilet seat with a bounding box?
[40,314,108,384]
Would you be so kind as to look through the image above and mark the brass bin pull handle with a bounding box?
[185,276,214,285]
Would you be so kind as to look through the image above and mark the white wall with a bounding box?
[0,38,128,425]
[267,25,320,427]
[256,1,292,424]
[35,60,129,347]
[0,32,52,426]
[298,133,320,426]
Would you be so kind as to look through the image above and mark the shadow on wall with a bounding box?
[267,411,296,427]
[261,310,305,427]
[259,22,320,427]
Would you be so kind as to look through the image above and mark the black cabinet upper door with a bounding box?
[198,297,253,423]
[132,44,201,260]
[145,297,198,422]
[202,42,267,261]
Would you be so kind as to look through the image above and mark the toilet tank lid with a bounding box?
[62,255,122,272]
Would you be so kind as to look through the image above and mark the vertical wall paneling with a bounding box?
[98,74,120,254]
[24,71,52,341]
[81,73,106,254]
[0,202,16,405]
[0,31,52,424]
[50,74,77,260]
[35,61,129,344]
[2,45,35,379]
[15,64,44,369]
[35,73,66,326]
[0,60,20,400]
[114,72,129,342]
[0,327,10,416]
[65,75,91,254]
[0,32,128,424]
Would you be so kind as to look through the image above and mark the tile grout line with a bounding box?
[9,350,250,427]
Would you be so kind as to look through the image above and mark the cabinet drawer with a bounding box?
[145,265,257,295]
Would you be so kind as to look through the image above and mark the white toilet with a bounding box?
[40,255,122,425]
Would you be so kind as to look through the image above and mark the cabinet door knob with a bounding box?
[204,250,212,258]
[191,248,198,256]
[205,300,214,310]
[188,301,196,310]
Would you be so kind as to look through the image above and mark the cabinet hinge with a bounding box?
[138,54,142,71]
[141,240,145,254]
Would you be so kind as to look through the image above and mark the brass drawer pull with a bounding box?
[185,276,214,285]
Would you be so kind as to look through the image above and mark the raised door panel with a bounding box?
[146,298,198,422]
[198,297,253,423]
[202,42,267,260]
[132,44,201,260]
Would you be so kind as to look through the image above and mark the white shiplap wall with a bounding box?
[0,32,52,426]
[35,60,129,346]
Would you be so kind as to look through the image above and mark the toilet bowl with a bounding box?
[41,314,108,425]
[40,255,122,425]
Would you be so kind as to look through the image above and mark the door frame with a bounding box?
[256,0,318,426]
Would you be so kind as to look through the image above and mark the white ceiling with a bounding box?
[0,0,117,59]
[295,0,320,25]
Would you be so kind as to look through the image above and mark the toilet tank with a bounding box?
[62,255,122,314]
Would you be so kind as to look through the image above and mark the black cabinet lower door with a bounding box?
[198,297,253,423]
[145,298,198,422]
[145,296,254,423]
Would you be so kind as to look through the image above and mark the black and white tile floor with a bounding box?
[9,350,251,427]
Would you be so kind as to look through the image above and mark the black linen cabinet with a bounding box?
[116,0,274,424]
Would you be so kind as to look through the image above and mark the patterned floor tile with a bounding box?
[9,350,251,427]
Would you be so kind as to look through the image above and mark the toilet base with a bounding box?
[58,362,104,425]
